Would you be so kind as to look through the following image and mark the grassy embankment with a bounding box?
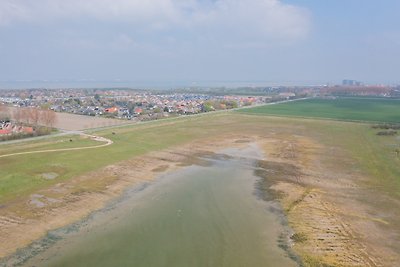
[0,114,227,203]
[1,110,399,203]
[0,135,100,156]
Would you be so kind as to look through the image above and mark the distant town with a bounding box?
[0,83,399,141]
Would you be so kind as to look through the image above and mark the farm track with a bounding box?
[0,133,113,158]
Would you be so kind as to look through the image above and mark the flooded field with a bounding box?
[21,145,298,267]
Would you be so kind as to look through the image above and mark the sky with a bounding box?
[0,0,399,87]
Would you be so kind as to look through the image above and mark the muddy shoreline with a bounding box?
[1,134,399,266]
[1,181,153,266]
[0,137,256,264]
[5,143,299,267]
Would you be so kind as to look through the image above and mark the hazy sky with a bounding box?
[0,0,399,86]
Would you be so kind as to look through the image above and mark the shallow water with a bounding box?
[23,145,297,267]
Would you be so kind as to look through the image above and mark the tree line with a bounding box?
[0,104,57,128]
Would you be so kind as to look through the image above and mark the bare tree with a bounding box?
[20,108,31,125]
[0,104,10,121]
[29,108,41,127]
[13,108,22,124]
[41,109,57,128]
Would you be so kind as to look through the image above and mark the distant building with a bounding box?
[133,107,143,115]
[342,79,362,86]
[278,92,296,99]
[105,107,118,113]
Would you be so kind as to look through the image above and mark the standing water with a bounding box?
[22,144,298,267]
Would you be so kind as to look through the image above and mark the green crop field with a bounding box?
[239,97,400,123]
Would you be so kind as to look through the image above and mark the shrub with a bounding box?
[290,232,308,243]
[376,130,397,136]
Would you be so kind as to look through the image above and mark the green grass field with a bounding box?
[1,113,400,203]
[239,97,400,123]
[0,135,100,156]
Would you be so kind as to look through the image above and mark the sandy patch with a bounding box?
[41,173,59,180]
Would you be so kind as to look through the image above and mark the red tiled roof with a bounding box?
[105,107,118,113]
[0,129,11,135]
[134,108,143,114]
[23,127,34,133]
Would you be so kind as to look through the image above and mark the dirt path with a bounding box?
[0,133,113,159]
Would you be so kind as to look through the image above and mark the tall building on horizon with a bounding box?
[342,79,362,86]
